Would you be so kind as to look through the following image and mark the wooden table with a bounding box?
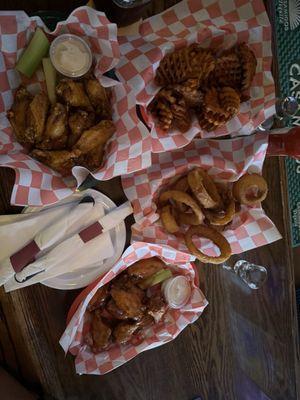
[0,1,299,400]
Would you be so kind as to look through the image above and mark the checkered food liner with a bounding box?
[116,0,275,153]
[121,132,282,256]
[0,7,151,206]
[59,241,208,375]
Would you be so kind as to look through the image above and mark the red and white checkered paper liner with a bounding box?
[0,7,151,206]
[121,132,282,257]
[116,0,275,153]
[59,241,208,375]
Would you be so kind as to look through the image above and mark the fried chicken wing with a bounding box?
[37,103,68,150]
[7,86,33,145]
[127,257,165,279]
[106,299,128,320]
[113,321,140,344]
[90,310,112,352]
[73,120,115,171]
[87,284,109,312]
[110,287,145,320]
[146,295,167,323]
[26,92,49,144]
[84,76,112,119]
[68,110,95,147]
[31,148,81,176]
[56,79,93,111]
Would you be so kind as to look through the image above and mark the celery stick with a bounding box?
[42,58,56,104]
[16,28,50,78]
[141,269,172,289]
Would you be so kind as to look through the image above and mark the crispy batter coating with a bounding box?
[56,79,93,111]
[84,76,112,119]
[26,92,49,144]
[68,110,95,147]
[30,148,81,175]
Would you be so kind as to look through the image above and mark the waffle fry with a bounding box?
[150,42,257,134]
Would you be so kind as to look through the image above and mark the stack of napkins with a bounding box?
[0,195,132,292]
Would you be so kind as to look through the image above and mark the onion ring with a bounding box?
[159,190,204,224]
[204,198,235,226]
[172,176,189,212]
[184,225,231,264]
[160,205,180,233]
[187,168,221,209]
[178,210,202,226]
[233,173,268,205]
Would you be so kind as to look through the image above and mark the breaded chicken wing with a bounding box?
[87,284,109,312]
[68,110,95,147]
[7,86,33,144]
[31,148,81,176]
[26,92,49,143]
[73,120,115,171]
[84,76,112,119]
[127,257,165,279]
[56,79,93,111]
[37,103,68,150]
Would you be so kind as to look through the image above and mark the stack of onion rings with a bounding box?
[157,168,269,264]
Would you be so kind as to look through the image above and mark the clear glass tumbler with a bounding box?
[223,260,267,289]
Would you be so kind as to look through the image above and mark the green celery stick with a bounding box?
[42,58,56,104]
[16,28,50,78]
[141,269,173,289]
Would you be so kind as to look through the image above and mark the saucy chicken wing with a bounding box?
[87,285,109,312]
[127,257,166,279]
[146,295,167,323]
[84,76,112,119]
[110,287,145,320]
[68,110,95,147]
[90,310,112,352]
[37,103,68,150]
[31,148,81,176]
[26,92,49,144]
[56,79,93,111]
[113,315,154,344]
[7,86,33,145]
[73,120,115,170]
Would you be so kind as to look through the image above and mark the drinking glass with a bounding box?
[223,260,267,289]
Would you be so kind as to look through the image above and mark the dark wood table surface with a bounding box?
[0,1,299,400]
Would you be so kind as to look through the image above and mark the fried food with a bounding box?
[90,310,112,352]
[155,45,215,86]
[204,197,235,226]
[36,103,68,150]
[187,168,221,209]
[68,110,95,147]
[172,176,190,212]
[87,285,109,312]
[7,86,33,144]
[160,204,180,234]
[26,92,49,143]
[150,42,256,133]
[31,149,81,176]
[56,79,93,111]
[184,225,231,264]
[159,190,204,224]
[113,321,140,344]
[178,210,202,226]
[73,120,115,170]
[84,76,112,119]
[232,173,268,205]
[85,259,171,352]
[127,257,165,279]
[110,287,145,320]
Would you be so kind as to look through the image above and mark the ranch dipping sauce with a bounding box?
[50,34,92,78]
[162,275,191,309]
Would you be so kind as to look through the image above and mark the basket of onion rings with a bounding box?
[121,133,282,264]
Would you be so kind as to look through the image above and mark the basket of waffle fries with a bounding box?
[116,0,275,153]
[0,8,151,206]
[122,133,281,262]
[60,242,208,375]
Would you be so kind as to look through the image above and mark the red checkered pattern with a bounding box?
[116,0,275,153]
[121,132,282,256]
[0,8,151,206]
[59,241,208,375]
